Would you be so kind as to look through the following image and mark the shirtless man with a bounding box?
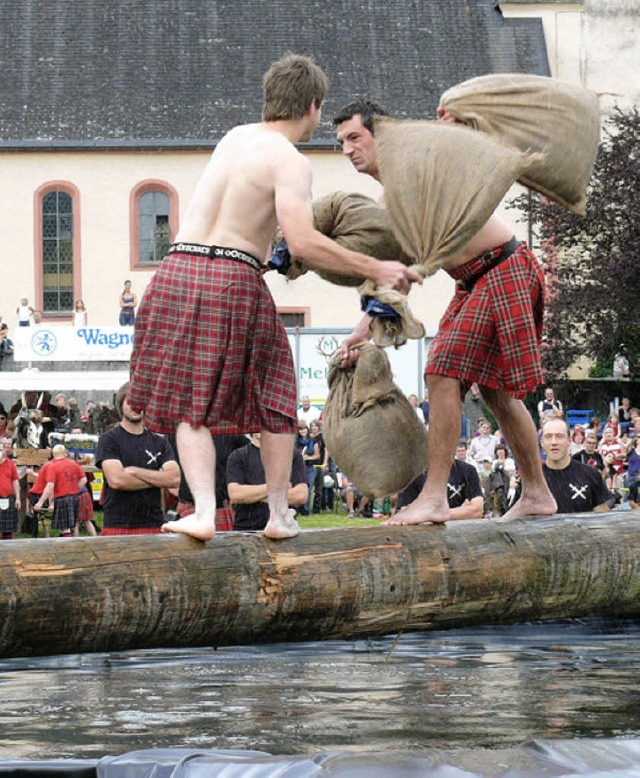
[129,56,421,542]
[334,98,556,525]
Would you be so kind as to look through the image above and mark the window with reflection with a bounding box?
[42,191,74,312]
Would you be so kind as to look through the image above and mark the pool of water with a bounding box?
[1,618,640,764]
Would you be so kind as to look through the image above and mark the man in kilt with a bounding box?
[34,444,86,537]
[335,99,557,525]
[0,440,21,539]
[128,55,420,542]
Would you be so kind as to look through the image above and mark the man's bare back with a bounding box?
[177,123,305,262]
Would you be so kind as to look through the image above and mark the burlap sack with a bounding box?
[323,343,428,498]
[287,192,414,286]
[357,279,425,349]
[439,73,600,214]
[374,116,540,275]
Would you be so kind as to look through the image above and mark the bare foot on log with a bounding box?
[162,513,216,541]
[383,496,449,526]
[264,508,300,539]
[501,494,557,520]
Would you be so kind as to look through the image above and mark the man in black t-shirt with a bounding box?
[571,430,605,473]
[540,418,612,513]
[227,433,308,531]
[95,382,180,534]
[396,454,484,519]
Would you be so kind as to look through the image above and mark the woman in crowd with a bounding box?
[118,280,137,326]
[296,420,320,516]
[73,300,88,328]
[569,426,586,456]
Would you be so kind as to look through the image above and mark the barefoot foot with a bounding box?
[162,513,216,541]
[501,494,557,520]
[264,508,300,539]
[383,497,449,526]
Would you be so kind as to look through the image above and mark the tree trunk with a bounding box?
[1,511,639,658]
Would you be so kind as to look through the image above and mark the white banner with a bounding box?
[14,326,133,362]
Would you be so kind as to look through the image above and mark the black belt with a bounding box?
[457,235,521,292]
[167,243,264,273]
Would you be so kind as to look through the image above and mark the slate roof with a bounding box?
[0,0,549,148]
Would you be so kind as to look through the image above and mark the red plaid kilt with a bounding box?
[77,490,94,522]
[101,526,162,536]
[129,248,297,436]
[426,241,545,400]
[177,500,234,532]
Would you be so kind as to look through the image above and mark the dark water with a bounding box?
[1,618,640,762]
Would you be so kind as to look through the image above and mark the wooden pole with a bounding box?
[1,510,640,658]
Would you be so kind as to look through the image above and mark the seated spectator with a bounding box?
[396,455,484,520]
[227,433,307,532]
[0,439,21,539]
[469,419,497,470]
[601,451,620,494]
[338,473,372,519]
[33,444,87,537]
[587,416,603,439]
[95,382,180,535]
[572,430,605,472]
[569,426,587,456]
[535,417,613,513]
[598,425,625,473]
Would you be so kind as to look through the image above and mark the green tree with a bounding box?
[509,107,640,379]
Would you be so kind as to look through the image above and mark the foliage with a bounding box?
[508,107,640,380]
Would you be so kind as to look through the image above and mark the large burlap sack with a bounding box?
[374,116,540,275]
[439,73,600,214]
[323,343,428,497]
[286,192,414,286]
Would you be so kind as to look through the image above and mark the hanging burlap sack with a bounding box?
[323,343,428,497]
[357,279,426,349]
[439,73,600,214]
[285,192,414,286]
[374,116,540,275]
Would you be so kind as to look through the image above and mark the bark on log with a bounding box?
[1,510,640,659]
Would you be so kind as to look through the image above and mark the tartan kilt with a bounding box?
[427,243,545,399]
[129,251,297,436]
[0,497,18,533]
[52,494,79,530]
[77,490,94,522]
[101,527,162,536]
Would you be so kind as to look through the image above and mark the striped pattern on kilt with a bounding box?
[77,490,94,522]
[52,494,79,530]
[101,527,162,535]
[426,241,545,400]
[177,500,235,532]
[129,249,297,436]
[0,497,18,533]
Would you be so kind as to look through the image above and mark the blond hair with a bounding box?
[262,53,329,121]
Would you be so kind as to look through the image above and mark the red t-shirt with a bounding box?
[30,460,51,495]
[46,457,85,498]
[0,457,19,497]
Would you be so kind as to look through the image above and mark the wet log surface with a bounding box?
[1,510,639,658]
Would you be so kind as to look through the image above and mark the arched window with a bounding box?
[130,180,178,268]
[34,182,81,317]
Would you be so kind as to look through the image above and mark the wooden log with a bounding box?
[1,510,640,659]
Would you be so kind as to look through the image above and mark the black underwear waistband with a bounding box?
[167,243,264,273]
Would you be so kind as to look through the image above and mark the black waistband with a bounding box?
[452,235,521,292]
[167,243,264,272]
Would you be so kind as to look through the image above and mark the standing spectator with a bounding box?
[0,411,8,437]
[309,419,327,514]
[0,324,14,369]
[537,386,563,421]
[572,430,605,472]
[33,444,86,537]
[613,344,630,379]
[95,382,180,535]
[625,435,640,489]
[569,426,586,456]
[462,383,483,440]
[618,396,632,424]
[408,394,425,423]
[468,419,497,470]
[226,433,307,532]
[0,440,21,539]
[420,384,430,428]
[118,280,137,326]
[16,297,35,327]
[297,395,321,426]
[296,419,320,515]
[537,417,612,513]
[72,299,88,328]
